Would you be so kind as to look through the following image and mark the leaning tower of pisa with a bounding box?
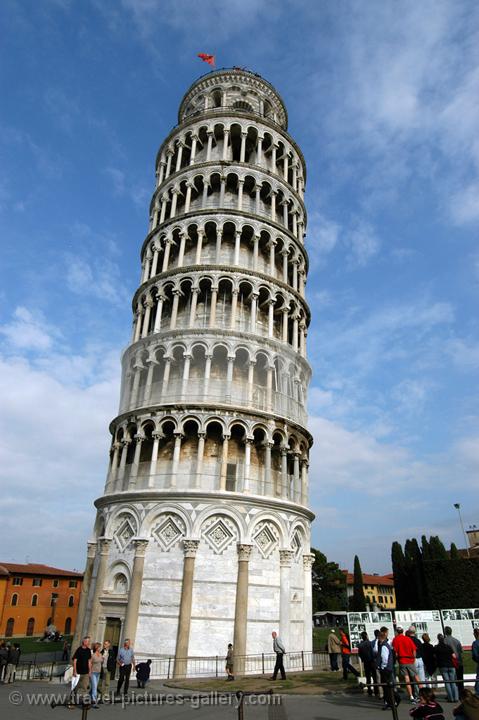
[74,69,314,674]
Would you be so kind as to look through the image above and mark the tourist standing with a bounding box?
[90,643,102,708]
[225,643,234,680]
[99,640,113,700]
[421,634,438,688]
[358,631,379,696]
[472,628,479,696]
[116,639,135,696]
[72,636,92,699]
[444,626,464,694]
[392,626,419,703]
[327,629,341,671]
[4,644,21,684]
[269,631,286,680]
[377,628,399,711]
[408,626,426,684]
[434,634,458,703]
[0,642,8,681]
[339,627,360,681]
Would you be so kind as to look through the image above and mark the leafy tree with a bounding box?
[311,548,347,611]
[423,558,479,608]
[349,555,366,611]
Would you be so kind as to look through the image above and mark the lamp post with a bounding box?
[453,503,470,558]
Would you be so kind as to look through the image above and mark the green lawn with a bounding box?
[0,636,72,655]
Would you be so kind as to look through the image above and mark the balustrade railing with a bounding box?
[119,377,307,425]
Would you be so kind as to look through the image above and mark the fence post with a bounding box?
[236,691,244,720]
[167,657,171,679]
[50,661,54,680]
[215,655,218,677]
[389,683,399,720]
[262,653,265,675]
[301,650,305,671]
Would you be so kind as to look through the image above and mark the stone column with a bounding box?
[195,229,204,264]
[293,452,300,503]
[237,178,244,211]
[279,549,294,652]
[209,286,218,327]
[222,127,230,161]
[264,441,273,496]
[170,432,183,487]
[87,538,112,640]
[181,352,191,397]
[142,360,155,404]
[174,539,200,679]
[268,300,275,338]
[300,459,309,505]
[240,131,247,163]
[184,183,192,213]
[153,296,164,332]
[148,432,161,487]
[269,239,277,275]
[282,249,289,283]
[215,229,222,262]
[219,433,230,490]
[162,238,172,271]
[175,143,183,172]
[165,149,173,177]
[243,437,253,492]
[117,440,130,490]
[270,190,277,220]
[190,135,198,164]
[161,357,171,397]
[158,160,166,184]
[177,232,187,267]
[203,353,212,398]
[105,443,120,493]
[233,544,253,676]
[206,131,213,161]
[170,188,179,218]
[71,541,97,652]
[230,289,239,328]
[247,360,255,404]
[195,432,205,487]
[282,307,289,343]
[250,292,258,333]
[129,434,144,489]
[189,287,199,327]
[170,290,180,329]
[150,244,160,278]
[257,134,263,166]
[280,447,288,499]
[122,538,149,645]
[302,553,315,654]
[233,231,241,266]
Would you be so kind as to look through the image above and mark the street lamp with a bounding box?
[453,503,470,558]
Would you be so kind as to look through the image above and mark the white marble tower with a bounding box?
[74,69,314,674]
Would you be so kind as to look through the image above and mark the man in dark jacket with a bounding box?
[358,631,379,696]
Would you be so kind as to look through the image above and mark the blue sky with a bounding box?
[0,0,478,574]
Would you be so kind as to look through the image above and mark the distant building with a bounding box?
[343,570,396,610]
[0,563,83,638]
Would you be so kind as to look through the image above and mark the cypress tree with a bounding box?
[350,555,366,611]
[429,535,448,560]
[391,541,408,610]
[450,542,460,560]
[421,535,431,561]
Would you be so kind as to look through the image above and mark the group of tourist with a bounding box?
[327,624,479,717]
[0,642,21,683]
[71,636,151,706]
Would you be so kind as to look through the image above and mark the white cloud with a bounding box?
[0,325,121,566]
[450,182,479,225]
[346,221,380,267]
[0,307,58,351]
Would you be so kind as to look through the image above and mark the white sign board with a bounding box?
[347,611,395,650]
[441,609,479,649]
[394,610,443,641]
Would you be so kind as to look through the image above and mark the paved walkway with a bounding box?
[0,680,461,719]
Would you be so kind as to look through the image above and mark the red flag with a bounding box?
[197,53,215,68]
